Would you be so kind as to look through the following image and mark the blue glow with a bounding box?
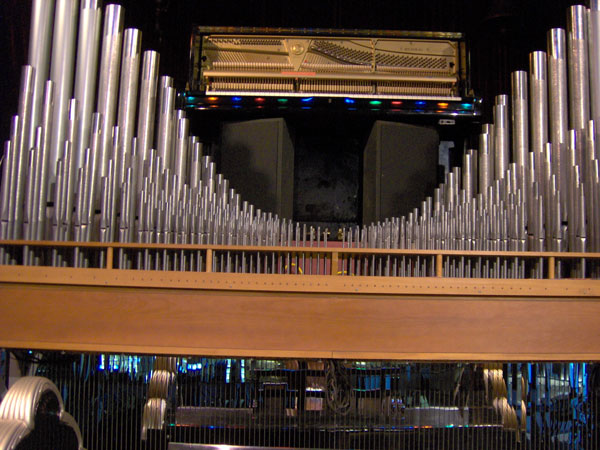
[415,101,426,106]
[344,98,355,104]
[231,96,242,102]
[232,105,242,109]
[461,103,473,109]
[226,359,231,383]
[301,97,314,103]
[414,109,425,113]
[301,106,312,110]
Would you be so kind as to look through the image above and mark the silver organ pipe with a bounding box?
[26,0,55,156]
[0,1,598,282]
[73,0,102,173]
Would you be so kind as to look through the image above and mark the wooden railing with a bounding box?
[1,240,600,360]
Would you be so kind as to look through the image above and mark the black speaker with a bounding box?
[219,118,294,219]
[363,121,439,224]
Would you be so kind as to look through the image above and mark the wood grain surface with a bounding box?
[1,282,599,360]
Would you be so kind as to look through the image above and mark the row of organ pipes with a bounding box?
[1,0,600,278]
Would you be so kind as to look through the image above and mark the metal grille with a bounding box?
[2,350,599,449]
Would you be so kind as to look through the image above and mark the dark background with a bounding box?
[0,0,582,226]
[0,0,580,136]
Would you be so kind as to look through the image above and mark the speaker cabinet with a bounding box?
[220,118,294,219]
[363,121,439,224]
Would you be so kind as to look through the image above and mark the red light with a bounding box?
[391,101,403,106]
[255,97,265,103]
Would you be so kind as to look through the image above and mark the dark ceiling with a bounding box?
[0,0,582,139]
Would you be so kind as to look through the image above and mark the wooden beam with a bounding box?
[1,265,599,297]
[1,282,599,361]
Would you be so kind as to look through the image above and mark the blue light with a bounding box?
[461,103,473,110]
[232,105,242,109]
[415,101,426,106]
[301,97,314,103]
[344,98,355,104]
[231,96,242,102]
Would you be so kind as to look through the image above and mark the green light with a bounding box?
[277,98,288,103]
[369,100,382,105]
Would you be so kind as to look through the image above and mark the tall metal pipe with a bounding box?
[0,142,13,241]
[547,28,569,210]
[13,66,35,239]
[567,5,590,131]
[116,28,142,190]
[73,0,102,171]
[26,0,55,153]
[96,4,124,194]
[174,118,189,194]
[35,81,55,240]
[48,0,79,182]
[529,51,548,188]
[493,95,510,180]
[156,82,175,171]
[590,1,600,128]
[136,51,159,191]
[511,71,528,174]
